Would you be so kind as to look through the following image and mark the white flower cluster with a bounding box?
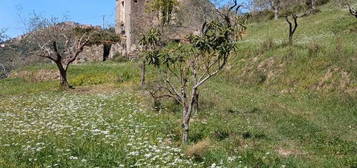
[0,91,207,167]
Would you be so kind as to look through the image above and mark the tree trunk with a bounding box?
[182,105,190,144]
[274,7,279,20]
[288,34,293,45]
[311,0,316,10]
[141,60,146,87]
[182,88,197,144]
[193,91,199,114]
[272,0,280,20]
[56,62,71,89]
[60,72,70,89]
[286,15,298,46]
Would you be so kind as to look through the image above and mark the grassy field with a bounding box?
[0,63,201,167]
[0,3,356,168]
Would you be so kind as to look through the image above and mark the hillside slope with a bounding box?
[232,3,357,96]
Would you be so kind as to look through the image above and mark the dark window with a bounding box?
[120,24,125,34]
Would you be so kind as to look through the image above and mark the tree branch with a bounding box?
[347,4,357,18]
[165,79,183,104]
[292,14,298,34]
[52,41,62,62]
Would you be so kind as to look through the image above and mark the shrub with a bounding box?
[112,52,130,63]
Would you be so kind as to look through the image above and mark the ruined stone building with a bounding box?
[115,0,218,54]
[76,0,219,62]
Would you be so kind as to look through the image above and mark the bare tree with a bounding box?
[27,17,94,89]
[272,0,281,20]
[285,14,298,45]
[146,1,242,144]
[284,5,318,45]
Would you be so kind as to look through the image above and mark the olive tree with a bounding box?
[27,17,94,89]
[146,1,241,144]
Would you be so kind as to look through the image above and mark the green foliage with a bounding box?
[112,52,130,63]
[90,28,120,45]
[139,28,161,49]
[73,27,120,45]
[146,18,239,71]
[189,21,236,56]
[139,28,162,67]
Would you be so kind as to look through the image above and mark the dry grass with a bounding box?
[9,69,59,82]
[185,138,211,158]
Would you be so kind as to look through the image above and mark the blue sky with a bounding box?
[0,0,241,38]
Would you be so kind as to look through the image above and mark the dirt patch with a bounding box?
[10,69,60,82]
[312,66,357,95]
[257,57,285,83]
[239,57,285,85]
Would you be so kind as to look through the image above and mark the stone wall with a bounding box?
[75,45,105,64]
